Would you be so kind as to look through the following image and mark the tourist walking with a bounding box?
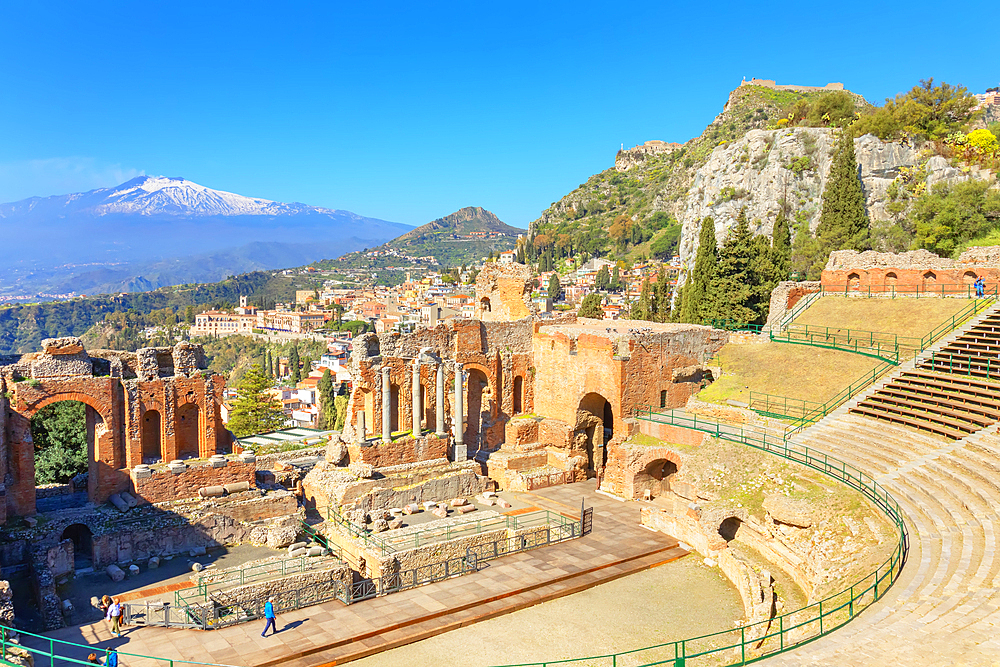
[87,652,118,666]
[105,597,123,638]
[261,597,278,637]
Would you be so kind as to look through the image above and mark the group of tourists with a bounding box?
[975,277,987,297]
[86,595,122,665]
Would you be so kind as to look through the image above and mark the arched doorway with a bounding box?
[480,297,491,313]
[177,404,200,459]
[633,459,677,500]
[390,384,400,433]
[964,271,977,285]
[142,410,162,463]
[847,272,861,290]
[884,272,898,290]
[513,376,523,414]
[30,400,90,510]
[719,517,742,543]
[578,392,613,476]
[922,271,937,292]
[61,524,93,569]
[465,368,490,447]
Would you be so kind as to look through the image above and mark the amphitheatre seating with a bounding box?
[850,308,1000,440]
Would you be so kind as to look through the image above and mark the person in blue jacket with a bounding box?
[262,597,278,637]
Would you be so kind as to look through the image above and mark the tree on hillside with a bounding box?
[318,368,338,430]
[852,78,978,141]
[654,264,671,322]
[771,210,792,283]
[707,210,757,324]
[289,345,301,384]
[227,364,285,438]
[631,277,653,320]
[334,395,349,431]
[610,265,621,292]
[185,305,195,324]
[594,265,610,291]
[912,180,1000,257]
[547,274,561,301]
[679,217,718,323]
[578,293,604,319]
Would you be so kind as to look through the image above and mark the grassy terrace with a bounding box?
[792,297,972,338]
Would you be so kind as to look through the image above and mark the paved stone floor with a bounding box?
[23,482,687,667]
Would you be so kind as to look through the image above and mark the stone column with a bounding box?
[435,363,446,437]
[453,362,466,461]
[356,410,367,443]
[381,367,391,442]
[412,359,422,438]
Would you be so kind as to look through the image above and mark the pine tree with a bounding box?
[771,210,791,283]
[816,132,870,259]
[289,346,301,384]
[654,265,671,322]
[708,210,757,325]
[227,364,285,437]
[318,368,337,430]
[578,293,604,318]
[679,217,718,323]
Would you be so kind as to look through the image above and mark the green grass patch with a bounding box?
[698,342,881,406]
[793,296,972,338]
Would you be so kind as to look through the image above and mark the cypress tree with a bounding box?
[611,265,621,292]
[680,217,718,323]
[771,210,791,283]
[654,265,671,322]
[709,210,756,325]
[289,346,301,384]
[547,274,561,301]
[318,368,337,429]
[817,132,870,256]
[631,277,653,320]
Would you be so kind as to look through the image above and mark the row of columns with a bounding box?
[359,360,467,457]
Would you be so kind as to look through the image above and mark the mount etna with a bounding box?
[0,176,411,299]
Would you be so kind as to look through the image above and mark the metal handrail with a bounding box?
[496,407,908,667]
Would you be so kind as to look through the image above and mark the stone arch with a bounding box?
[847,272,861,290]
[465,367,490,446]
[142,409,163,462]
[719,516,743,542]
[625,449,682,500]
[176,403,200,459]
[922,271,937,291]
[964,270,978,285]
[513,376,524,414]
[61,523,93,567]
[884,271,898,288]
[577,392,614,474]
[480,297,491,313]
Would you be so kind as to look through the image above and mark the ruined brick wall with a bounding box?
[822,248,1000,292]
[345,318,534,453]
[474,262,534,322]
[347,435,449,468]
[130,460,256,504]
[0,338,227,518]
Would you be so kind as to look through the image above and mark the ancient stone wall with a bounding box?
[764,280,822,332]
[213,561,351,609]
[0,338,228,518]
[347,435,449,468]
[822,247,1000,292]
[130,459,256,505]
[474,262,534,322]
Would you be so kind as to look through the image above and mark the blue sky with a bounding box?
[1,1,997,229]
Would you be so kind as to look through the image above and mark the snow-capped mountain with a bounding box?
[0,175,379,221]
[0,177,412,298]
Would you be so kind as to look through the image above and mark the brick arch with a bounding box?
[624,448,683,500]
[21,390,112,425]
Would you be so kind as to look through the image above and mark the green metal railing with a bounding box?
[821,282,998,298]
[702,319,764,333]
[491,408,908,667]
[175,552,343,606]
[921,350,1000,382]
[378,509,578,552]
[1,624,241,666]
[770,298,993,365]
[747,391,824,421]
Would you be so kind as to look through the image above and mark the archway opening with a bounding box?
[142,409,162,463]
[390,384,400,432]
[578,392,613,475]
[847,272,861,290]
[964,270,978,285]
[513,376,523,414]
[465,369,490,448]
[421,383,435,429]
[480,297,491,313]
[31,400,91,510]
[719,517,742,543]
[177,403,200,459]
[922,271,937,292]
[633,458,678,500]
[61,523,93,568]
[362,389,375,436]
[884,271,898,289]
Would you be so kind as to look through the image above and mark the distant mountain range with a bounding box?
[339,206,524,268]
[0,176,411,299]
